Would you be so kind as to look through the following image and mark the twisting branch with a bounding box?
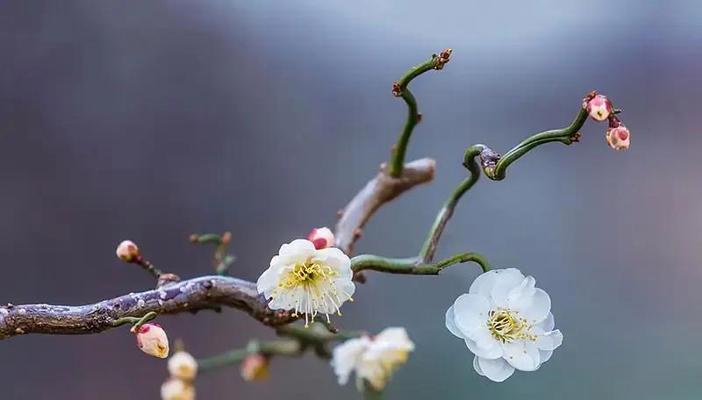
[351,251,488,276]
[484,107,588,181]
[419,145,486,262]
[335,158,436,255]
[389,49,452,178]
[0,275,297,340]
[418,99,597,263]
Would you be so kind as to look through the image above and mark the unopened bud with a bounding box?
[307,227,335,250]
[586,94,613,121]
[116,240,140,263]
[240,354,269,382]
[606,124,630,151]
[135,323,169,359]
[168,351,198,381]
[161,378,195,400]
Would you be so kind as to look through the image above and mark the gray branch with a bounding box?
[0,275,296,340]
[335,158,436,255]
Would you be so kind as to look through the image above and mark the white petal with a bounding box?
[334,277,356,301]
[470,268,523,298]
[506,276,536,306]
[539,350,553,364]
[445,306,463,338]
[278,239,316,262]
[513,288,551,324]
[452,294,490,338]
[536,329,563,351]
[537,313,555,331]
[256,267,281,296]
[314,247,350,269]
[489,269,526,306]
[465,337,503,359]
[331,337,371,385]
[502,340,540,371]
[473,356,485,376]
[374,327,414,351]
[477,357,515,382]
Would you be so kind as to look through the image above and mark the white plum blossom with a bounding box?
[331,327,415,391]
[257,239,355,326]
[445,268,563,382]
[134,323,170,359]
[168,351,198,381]
[160,378,195,400]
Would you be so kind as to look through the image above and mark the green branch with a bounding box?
[351,251,489,276]
[485,107,588,180]
[388,49,451,177]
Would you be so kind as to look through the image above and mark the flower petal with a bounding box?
[506,276,536,307]
[502,340,540,371]
[477,357,515,382]
[537,313,555,332]
[470,268,523,299]
[513,288,551,324]
[539,350,553,364]
[473,356,485,376]
[465,336,503,359]
[278,239,316,262]
[536,329,563,351]
[489,269,526,306]
[445,306,463,339]
[452,294,490,338]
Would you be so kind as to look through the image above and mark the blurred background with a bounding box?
[0,0,700,399]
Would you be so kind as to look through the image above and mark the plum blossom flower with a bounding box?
[307,227,336,249]
[134,323,169,359]
[445,268,563,382]
[331,327,415,391]
[160,378,195,400]
[168,351,198,381]
[257,239,355,326]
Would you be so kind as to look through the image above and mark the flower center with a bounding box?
[275,259,351,327]
[278,261,337,289]
[487,308,536,343]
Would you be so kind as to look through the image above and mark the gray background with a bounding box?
[0,0,700,399]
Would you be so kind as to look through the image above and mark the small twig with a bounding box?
[190,232,236,275]
[389,49,452,178]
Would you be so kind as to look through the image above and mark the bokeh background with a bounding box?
[0,0,700,399]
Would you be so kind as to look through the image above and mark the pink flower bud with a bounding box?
[160,378,195,400]
[307,227,335,250]
[116,240,140,262]
[606,125,630,151]
[240,354,269,382]
[135,323,169,358]
[586,94,613,121]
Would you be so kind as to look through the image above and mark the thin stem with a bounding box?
[111,311,157,329]
[351,251,488,275]
[388,50,451,177]
[487,107,588,180]
[197,339,301,372]
[418,145,485,262]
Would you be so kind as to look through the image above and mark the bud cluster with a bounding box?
[583,91,631,151]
